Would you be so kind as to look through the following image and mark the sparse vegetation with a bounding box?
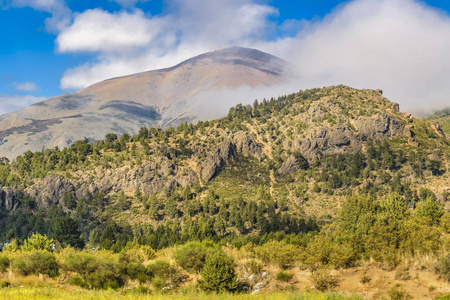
[0,86,449,298]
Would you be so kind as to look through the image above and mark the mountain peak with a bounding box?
[0,47,291,160]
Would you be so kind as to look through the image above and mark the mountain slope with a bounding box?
[0,47,291,160]
[0,85,448,228]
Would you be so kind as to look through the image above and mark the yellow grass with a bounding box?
[0,287,362,300]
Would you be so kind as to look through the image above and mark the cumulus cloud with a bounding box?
[59,0,277,89]
[0,94,46,115]
[56,9,162,53]
[12,81,40,92]
[262,0,450,114]
[54,0,450,115]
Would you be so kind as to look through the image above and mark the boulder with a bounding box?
[278,155,299,175]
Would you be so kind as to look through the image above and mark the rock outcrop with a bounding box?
[353,113,404,140]
[278,155,300,175]
[233,131,266,162]
[200,139,236,182]
[0,188,21,212]
[25,175,76,209]
[298,114,406,163]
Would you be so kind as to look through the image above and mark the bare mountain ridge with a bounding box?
[0,47,291,160]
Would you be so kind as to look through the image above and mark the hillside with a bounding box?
[0,85,449,298]
[427,108,450,135]
[0,47,291,160]
[0,85,448,237]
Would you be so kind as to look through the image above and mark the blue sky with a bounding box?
[1,0,450,115]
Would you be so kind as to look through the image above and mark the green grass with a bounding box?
[0,287,364,300]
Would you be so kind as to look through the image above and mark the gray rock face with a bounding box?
[0,188,20,212]
[300,124,360,163]
[200,139,236,182]
[298,114,405,163]
[354,114,404,139]
[25,175,75,209]
[278,155,299,175]
[199,132,267,181]
[233,131,266,162]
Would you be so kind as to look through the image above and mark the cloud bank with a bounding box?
[9,0,450,115]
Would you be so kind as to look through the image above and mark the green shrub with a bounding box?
[433,253,450,282]
[118,252,150,283]
[62,252,124,289]
[173,241,217,274]
[199,251,238,293]
[255,241,299,269]
[27,251,59,278]
[21,233,54,252]
[152,277,166,290]
[68,276,84,287]
[310,269,339,292]
[147,260,187,290]
[244,260,263,275]
[0,255,10,273]
[12,258,32,276]
[304,235,356,269]
[388,284,411,300]
[275,271,293,282]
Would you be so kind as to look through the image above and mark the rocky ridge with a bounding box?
[1,85,446,214]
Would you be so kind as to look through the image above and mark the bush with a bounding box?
[303,235,356,269]
[21,233,54,252]
[68,276,84,287]
[0,255,10,273]
[27,251,59,278]
[118,251,149,283]
[124,244,156,263]
[388,284,411,300]
[199,251,238,293]
[12,258,32,276]
[244,260,263,275]
[147,260,187,289]
[310,269,339,292]
[62,252,124,289]
[433,253,450,282]
[255,241,299,269]
[275,271,293,282]
[173,241,217,274]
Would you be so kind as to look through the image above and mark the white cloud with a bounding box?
[56,0,450,115]
[12,81,40,92]
[59,0,277,89]
[266,0,450,115]
[56,9,162,53]
[0,94,46,115]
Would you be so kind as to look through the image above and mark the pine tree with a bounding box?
[52,216,85,249]
[199,251,238,292]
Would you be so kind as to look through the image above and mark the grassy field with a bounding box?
[0,287,364,300]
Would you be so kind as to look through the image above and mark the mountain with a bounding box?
[0,86,449,297]
[0,86,448,223]
[0,47,291,160]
